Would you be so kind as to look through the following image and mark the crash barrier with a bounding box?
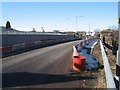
[2,34,75,47]
[100,40,116,88]
[72,38,95,71]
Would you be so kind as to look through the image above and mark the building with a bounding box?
[66,31,75,36]
[76,31,86,37]
[53,30,60,33]
[76,31,86,39]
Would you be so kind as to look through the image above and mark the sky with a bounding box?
[1,0,120,2]
[1,2,118,32]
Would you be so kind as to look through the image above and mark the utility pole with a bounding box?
[116,1,120,89]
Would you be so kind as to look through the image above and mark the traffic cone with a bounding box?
[72,46,86,71]
[73,56,86,71]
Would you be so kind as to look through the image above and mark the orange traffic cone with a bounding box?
[72,46,86,71]
[73,56,86,71]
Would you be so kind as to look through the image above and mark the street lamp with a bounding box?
[88,23,94,35]
[116,1,120,89]
[66,18,70,31]
[76,16,83,32]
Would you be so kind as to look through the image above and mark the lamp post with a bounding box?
[116,1,120,89]
[66,18,70,31]
[76,16,83,32]
[89,24,90,35]
[88,23,94,36]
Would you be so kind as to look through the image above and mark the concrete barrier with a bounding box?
[12,43,25,51]
[75,38,95,51]
[1,38,80,57]
[2,34,75,47]
[72,38,96,71]
[25,42,34,48]
[1,46,12,54]
[34,41,42,45]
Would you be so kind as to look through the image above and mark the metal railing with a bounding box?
[100,40,116,88]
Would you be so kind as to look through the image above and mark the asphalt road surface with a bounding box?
[2,40,99,88]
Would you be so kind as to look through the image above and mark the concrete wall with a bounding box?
[2,34,74,47]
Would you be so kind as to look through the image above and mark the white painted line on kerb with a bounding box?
[100,40,116,88]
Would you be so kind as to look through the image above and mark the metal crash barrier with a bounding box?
[100,40,116,88]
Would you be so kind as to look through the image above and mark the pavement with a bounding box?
[2,40,101,89]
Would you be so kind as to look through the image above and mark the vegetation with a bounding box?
[6,21,11,29]
[112,30,119,45]
[32,28,36,32]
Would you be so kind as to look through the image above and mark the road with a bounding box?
[2,40,100,88]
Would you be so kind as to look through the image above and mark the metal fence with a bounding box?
[100,40,116,88]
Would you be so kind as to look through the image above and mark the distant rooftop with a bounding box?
[101,29,113,33]
[76,31,86,33]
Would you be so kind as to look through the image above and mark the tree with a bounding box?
[6,21,11,29]
[41,27,45,32]
[32,28,36,32]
